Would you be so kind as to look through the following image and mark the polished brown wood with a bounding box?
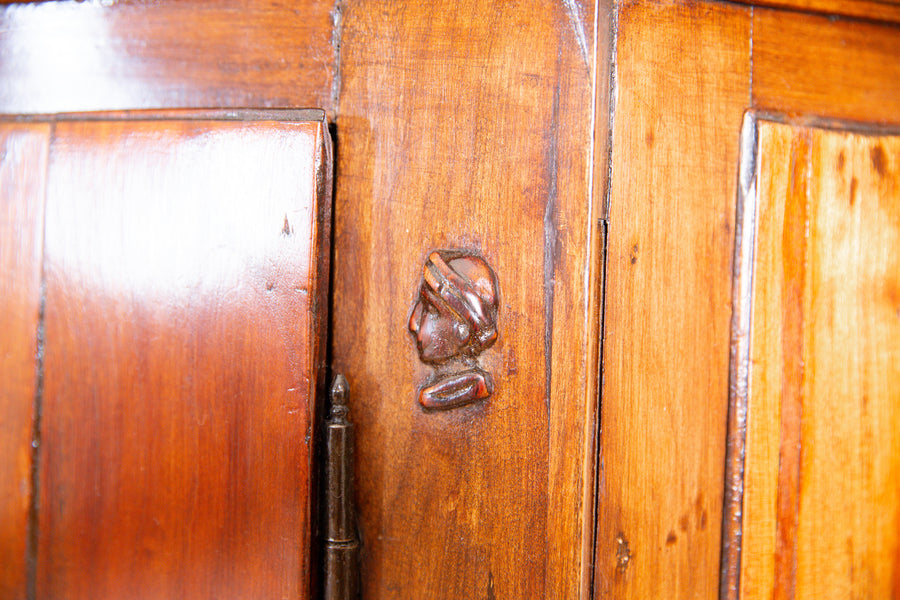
[2,1,899,598]
[331,1,602,597]
[0,122,49,600]
[35,116,331,600]
[594,2,750,598]
[753,9,900,126]
[734,0,900,26]
[0,1,336,116]
[596,5,900,599]
[726,118,900,600]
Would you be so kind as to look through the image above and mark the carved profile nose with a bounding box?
[408,299,424,334]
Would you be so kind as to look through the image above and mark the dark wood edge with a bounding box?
[0,108,327,123]
[587,217,609,600]
[719,110,760,600]
[736,0,900,26]
[308,116,334,600]
[748,110,900,137]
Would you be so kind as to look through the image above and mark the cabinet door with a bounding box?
[723,116,900,600]
[0,112,332,600]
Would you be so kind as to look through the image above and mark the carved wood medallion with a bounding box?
[407,250,499,410]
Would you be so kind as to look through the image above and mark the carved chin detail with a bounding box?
[418,369,493,411]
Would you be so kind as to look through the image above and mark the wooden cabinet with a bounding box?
[0,2,898,599]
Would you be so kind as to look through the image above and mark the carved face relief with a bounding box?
[408,251,499,410]
[408,290,472,363]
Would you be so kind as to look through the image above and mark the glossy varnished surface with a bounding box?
[595,2,750,598]
[733,120,900,600]
[0,123,49,600]
[753,9,900,126]
[331,1,602,597]
[0,1,336,116]
[596,4,900,599]
[733,0,900,25]
[1,0,899,597]
[36,118,331,599]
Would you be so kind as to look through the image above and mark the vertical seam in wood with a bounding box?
[590,0,617,596]
[26,120,52,600]
[603,0,619,220]
[330,0,344,120]
[587,0,601,226]
[589,217,610,600]
[582,1,603,596]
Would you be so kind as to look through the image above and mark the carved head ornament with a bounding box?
[408,250,500,411]
[408,251,499,364]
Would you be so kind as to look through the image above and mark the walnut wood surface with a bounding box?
[1,1,899,598]
[0,1,335,116]
[596,5,900,600]
[331,1,602,598]
[732,119,900,600]
[594,2,751,598]
[0,122,49,600]
[753,9,900,126]
[734,0,900,25]
[35,117,331,600]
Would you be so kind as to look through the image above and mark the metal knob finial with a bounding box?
[330,373,350,421]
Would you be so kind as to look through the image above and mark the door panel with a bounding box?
[594,4,751,598]
[0,1,336,117]
[4,114,333,600]
[726,116,900,600]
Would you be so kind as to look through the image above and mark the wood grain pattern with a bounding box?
[4,2,899,598]
[734,120,900,600]
[36,117,331,600]
[0,0,336,116]
[594,2,750,598]
[733,0,900,26]
[331,1,601,597]
[753,9,900,126]
[0,122,49,600]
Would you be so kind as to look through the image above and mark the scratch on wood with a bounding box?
[543,79,562,424]
[561,0,590,66]
[26,280,46,600]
